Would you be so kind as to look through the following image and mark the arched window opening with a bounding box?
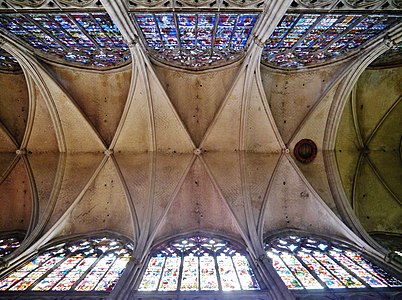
[0,236,133,292]
[139,235,260,292]
[265,235,402,290]
[0,13,131,69]
[262,13,401,68]
[0,233,24,258]
[132,12,259,69]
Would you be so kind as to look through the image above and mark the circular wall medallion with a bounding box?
[294,139,317,164]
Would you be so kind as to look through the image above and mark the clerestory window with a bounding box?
[262,13,402,68]
[138,235,260,291]
[265,235,402,290]
[132,12,259,69]
[0,13,130,69]
[0,236,133,292]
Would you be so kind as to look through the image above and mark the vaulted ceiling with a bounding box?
[0,0,401,285]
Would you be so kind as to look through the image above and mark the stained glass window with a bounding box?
[132,12,258,69]
[0,235,23,257]
[0,13,130,68]
[0,49,21,71]
[262,13,401,68]
[139,235,260,291]
[0,236,133,292]
[266,235,402,290]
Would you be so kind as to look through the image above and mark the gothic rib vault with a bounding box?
[0,0,401,299]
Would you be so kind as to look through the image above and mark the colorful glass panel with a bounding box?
[158,256,181,291]
[232,253,260,290]
[297,250,344,288]
[95,254,131,291]
[53,256,97,291]
[266,235,402,290]
[0,237,133,292]
[180,254,198,291]
[312,251,363,288]
[217,254,241,290]
[263,13,401,68]
[280,252,323,289]
[75,255,116,291]
[0,236,22,257]
[133,12,258,68]
[267,251,302,289]
[139,235,260,291]
[138,256,165,291]
[0,49,21,71]
[0,13,130,68]
[199,254,219,290]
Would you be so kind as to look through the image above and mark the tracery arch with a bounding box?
[132,12,260,70]
[0,234,134,293]
[264,232,402,292]
[0,12,131,69]
[137,234,261,292]
[261,12,401,69]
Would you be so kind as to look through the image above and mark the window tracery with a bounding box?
[0,48,21,71]
[0,236,133,292]
[0,13,130,69]
[265,235,402,290]
[139,235,260,291]
[291,0,402,9]
[262,13,401,68]
[132,12,259,69]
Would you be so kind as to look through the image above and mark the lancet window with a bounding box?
[0,236,133,292]
[265,235,402,290]
[262,13,401,68]
[0,13,130,68]
[139,235,260,291]
[132,12,259,69]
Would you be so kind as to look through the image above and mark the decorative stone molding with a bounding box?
[15,149,27,155]
[6,0,47,7]
[0,0,103,9]
[132,257,141,266]
[384,37,396,49]
[126,0,265,10]
[294,0,334,8]
[253,36,265,48]
[58,0,98,6]
[193,148,202,156]
[127,38,138,49]
[291,0,402,10]
[104,149,114,156]
[0,37,5,47]
[344,0,388,8]
[391,0,402,8]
